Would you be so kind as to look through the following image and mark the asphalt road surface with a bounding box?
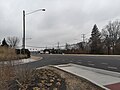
[21,54,120,73]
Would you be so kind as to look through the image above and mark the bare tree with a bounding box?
[7,36,20,48]
[102,20,120,54]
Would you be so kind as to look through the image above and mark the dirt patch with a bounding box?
[8,68,66,90]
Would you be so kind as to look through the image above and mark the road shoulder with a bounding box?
[30,55,43,61]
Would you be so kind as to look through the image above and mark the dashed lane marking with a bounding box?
[88,63,95,66]
[108,66,117,69]
[101,63,108,65]
[88,61,92,63]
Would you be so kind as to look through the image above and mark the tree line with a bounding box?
[65,20,120,55]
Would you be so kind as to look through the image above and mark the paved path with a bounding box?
[55,64,120,90]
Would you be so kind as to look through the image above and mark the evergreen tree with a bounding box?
[90,24,102,54]
[1,38,9,47]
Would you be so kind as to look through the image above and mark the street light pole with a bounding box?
[23,10,25,49]
[22,9,45,50]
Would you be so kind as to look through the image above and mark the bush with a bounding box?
[0,47,29,61]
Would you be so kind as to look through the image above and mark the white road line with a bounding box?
[108,66,117,69]
[101,63,108,65]
[88,63,95,66]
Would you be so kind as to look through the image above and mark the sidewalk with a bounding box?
[0,56,42,65]
[54,64,120,90]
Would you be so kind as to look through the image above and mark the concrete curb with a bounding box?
[0,56,43,65]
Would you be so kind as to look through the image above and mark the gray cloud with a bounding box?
[0,0,120,48]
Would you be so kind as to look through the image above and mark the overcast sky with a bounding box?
[0,0,120,49]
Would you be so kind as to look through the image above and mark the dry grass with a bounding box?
[0,62,15,90]
[0,64,105,90]
[0,62,33,90]
[0,47,16,61]
[0,47,28,89]
[0,47,27,61]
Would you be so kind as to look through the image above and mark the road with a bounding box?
[21,54,120,73]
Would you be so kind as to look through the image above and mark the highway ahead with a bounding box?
[21,54,120,73]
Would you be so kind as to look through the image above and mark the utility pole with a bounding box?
[46,46,47,49]
[23,10,25,50]
[57,42,60,49]
[81,34,85,42]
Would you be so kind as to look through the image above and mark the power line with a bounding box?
[26,45,47,48]
[26,45,65,49]
[81,34,86,42]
